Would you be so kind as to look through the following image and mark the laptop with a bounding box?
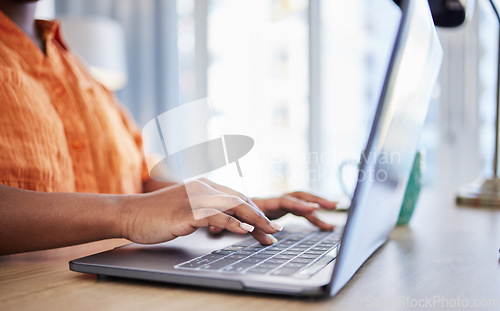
[69,0,443,297]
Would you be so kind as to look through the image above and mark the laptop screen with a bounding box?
[329,0,443,296]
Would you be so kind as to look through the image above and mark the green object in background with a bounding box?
[397,151,424,226]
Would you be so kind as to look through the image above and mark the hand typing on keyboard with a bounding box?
[120,178,285,246]
[252,192,337,230]
[209,191,337,238]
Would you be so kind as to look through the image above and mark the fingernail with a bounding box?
[308,202,321,209]
[270,222,283,231]
[264,235,278,245]
[240,223,255,232]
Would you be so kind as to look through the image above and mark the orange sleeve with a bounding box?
[109,96,151,185]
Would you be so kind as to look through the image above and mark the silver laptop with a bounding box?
[70,0,443,297]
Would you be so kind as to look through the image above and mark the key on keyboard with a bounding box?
[175,230,342,278]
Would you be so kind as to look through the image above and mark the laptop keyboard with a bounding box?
[175,230,342,278]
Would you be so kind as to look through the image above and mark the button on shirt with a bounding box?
[0,12,149,193]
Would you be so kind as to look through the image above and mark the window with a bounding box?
[51,0,491,198]
[177,0,411,199]
[207,0,309,196]
[316,0,400,197]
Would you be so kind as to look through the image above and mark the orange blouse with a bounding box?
[0,12,148,194]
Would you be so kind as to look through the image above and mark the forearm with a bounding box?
[0,185,124,255]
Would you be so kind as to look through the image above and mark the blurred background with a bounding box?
[35,0,498,200]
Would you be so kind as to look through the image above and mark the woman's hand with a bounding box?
[0,181,335,255]
[251,192,337,230]
[120,179,282,246]
[209,191,337,235]
[0,179,282,255]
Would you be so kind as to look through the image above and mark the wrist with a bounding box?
[114,193,143,240]
[102,194,132,240]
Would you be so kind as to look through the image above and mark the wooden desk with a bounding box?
[1,189,499,311]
